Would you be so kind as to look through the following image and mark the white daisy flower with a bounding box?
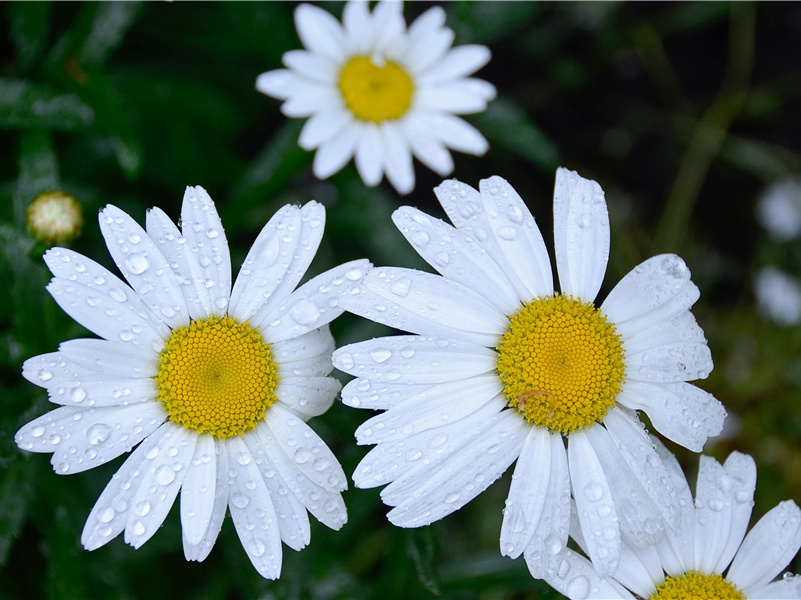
[256,0,496,195]
[16,187,371,579]
[545,449,801,600]
[754,266,801,327]
[332,169,727,577]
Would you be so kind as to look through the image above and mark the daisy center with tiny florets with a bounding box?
[650,571,746,600]
[339,55,414,123]
[496,295,626,435]
[156,316,279,439]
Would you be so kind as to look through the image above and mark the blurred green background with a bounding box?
[1,2,800,599]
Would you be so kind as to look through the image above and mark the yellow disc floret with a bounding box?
[650,571,746,600]
[156,316,279,439]
[496,295,626,435]
[339,55,414,122]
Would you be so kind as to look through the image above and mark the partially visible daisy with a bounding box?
[754,266,801,327]
[16,187,370,579]
[256,1,496,195]
[545,448,801,600]
[333,169,726,577]
[756,176,801,242]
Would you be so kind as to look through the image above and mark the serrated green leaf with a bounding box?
[9,1,53,72]
[0,460,35,567]
[13,129,60,225]
[0,78,94,132]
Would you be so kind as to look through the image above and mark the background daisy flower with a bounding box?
[256,1,496,195]
[15,187,370,579]
[544,448,801,600]
[332,169,726,577]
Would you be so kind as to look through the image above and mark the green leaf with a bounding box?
[0,78,94,132]
[471,95,560,171]
[0,460,36,567]
[406,528,441,595]
[44,503,88,600]
[77,1,144,67]
[9,1,53,72]
[13,129,60,225]
[450,1,540,44]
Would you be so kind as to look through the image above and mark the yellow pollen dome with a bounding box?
[339,55,414,123]
[156,316,279,439]
[650,571,746,600]
[496,295,626,435]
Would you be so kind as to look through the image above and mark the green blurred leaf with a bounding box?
[77,1,144,68]
[0,460,35,567]
[450,1,539,44]
[407,528,441,595]
[13,129,60,225]
[44,504,88,600]
[471,95,560,172]
[0,78,94,132]
[9,1,52,72]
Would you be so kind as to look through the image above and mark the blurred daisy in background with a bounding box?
[16,188,370,579]
[753,266,801,327]
[333,169,726,577]
[755,175,801,242]
[256,0,496,195]
[545,449,801,600]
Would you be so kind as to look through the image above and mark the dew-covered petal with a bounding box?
[225,437,283,580]
[313,123,360,180]
[727,501,801,591]
[552,167,610,302]
[522,433,571,579]
[180,186,231,318]
[355,399,502,491]
[57,339,157,378]
[259,259,371,343]
[183,439,229,562]
[748,575,801,599]
[617,381,725,452]
[380,121,415,195]
[98,205,189,329]
[272,327,335,379]
[354,123,384,187]
[418,45,491,84]
[568,429,621,577]
[294,3,347,62]
[500,426,552,559]
[601,254,701,339]
[180,433,217,547]
[714,452,757,573]
[276,376,340,421]
[391,206,520,314]
[124,423,196,549]
[385,409,527,527]
[416,79,496,114]
[337,267,507,347]
[614,542,663,599]
[623,311,707,356]
[543,548,636,600]
[254,421,347,530]
[81,423,171,550]
[333,334,497,385]
[340,378,431,411]
[146,206,207,321]
[229,202,324,324]
[355,376,502,446]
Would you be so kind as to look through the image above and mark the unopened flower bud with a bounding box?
[26,191,83,245]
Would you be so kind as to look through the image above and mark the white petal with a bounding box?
[354,376,503,445]
[342,0,371,54]
[552,167,610,302]
[340,378,431,410]
[405,126,454,177]
[418,45,491,84]
[294,4,346,62]
[500,426,552,559]
[57,339,157,378]
[626,340,713,383]
[98,205,189,328]
[225,437,283,580]
[229,202,322,324]
[282,49,338,84]
[124,423,196,549]
[282,81,342,118]
[145,206,206,321]
[180,186,231,318]
[298,108,352,150]
[276,376,340,421]
[272,327,335,372]
[256,69,304,101]
[715,452,758,573]
[391,206,520,314]
[313,123,360,179]
[727,500,801,591]
[568,429,621,576]
[623,310,707,355]
[183,439,229,562]
[265,404,347,493]
[336,266,508,347]
[748,575,801,599]
[368,0,405,57]
[615,542,663,599]
[404,8,453,74]
[259,259,371,342]
[81,424,171,550]
[354,123,384,187]
[386,409,527,527]
[379,121,415,195]
[180,434,217,547]
[522,434,572,579]
[424,112,489,155]
[543,548,636,600]
[416,79,496,114]
[601,254,700,338]
[47,375,156,408]
[333,334,497,385]
[618,381,725,452]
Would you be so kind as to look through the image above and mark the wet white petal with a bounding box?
[276,376,340,421]
[543,548,636,600]
[57,339,157,378]
[340,378,431,411]
[180,434,217,547]
[183,439,229,562]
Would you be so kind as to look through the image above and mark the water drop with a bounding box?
[390,278,411,297]
[87,423,112,445]
[370,348,392,363]
[583,481,603,501]
[231,493,249,509]
[130,520,146,537]
[155,465,176,485]
[31,425,46,438]
[566,576,590,599]
[37,369,53,382]
[293,448,310,464]
[289,299,319,325]
[71,387,87,403]
[134,501,151,517]
[98,507,115,524]
[497,226,518,241]
[250,540,266,557]
[124,254,149,275]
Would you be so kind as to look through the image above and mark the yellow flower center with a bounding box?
[156,316,279,439]
[650,571,746,600]
[338,55,414,123]
[496,295,625,435]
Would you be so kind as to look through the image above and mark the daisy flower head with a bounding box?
[332,169,727,578]
[256,0,496,195]
[544,449,801,600]
[16,187,371,579]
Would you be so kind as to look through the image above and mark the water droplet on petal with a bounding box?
[289,299,319,325]
[583,481,603,501]
[293,449,310,464]
[87,423,112,445]
[124,254,149,275]
[566,576,590,600]
[390,278,411,297]
[369,348,392,363]
[155,465,176,486]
